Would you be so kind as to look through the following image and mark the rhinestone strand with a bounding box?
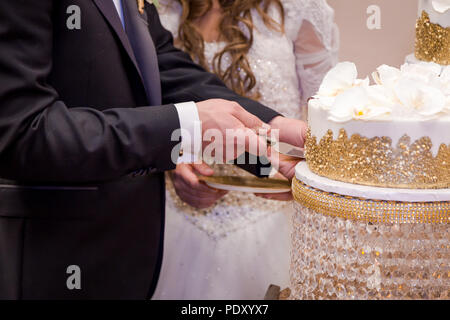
[292,178,450,224]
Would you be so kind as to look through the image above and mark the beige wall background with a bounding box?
[328,0,418,77]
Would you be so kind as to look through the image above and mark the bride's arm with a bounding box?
[290,0,339,108]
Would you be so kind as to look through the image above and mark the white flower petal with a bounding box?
[329,86,392,122]
[373,65,401,86]
[365,85,397,107]
[354,77,370,88]
[395,79,446,117]
[400,62,442,85]
[328,87,368,122]
[359,106,392,120]
[441,66,450,80]
[318,62,358,97]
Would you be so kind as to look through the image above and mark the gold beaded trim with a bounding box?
[415,11,450,65]
[292,178,450,224]
[305,128,450,189]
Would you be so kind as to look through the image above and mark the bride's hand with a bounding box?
[170,162,228,209]
[269,116,308,150]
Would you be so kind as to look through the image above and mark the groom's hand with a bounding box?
[170,162,228,209]
[197,99,271,162]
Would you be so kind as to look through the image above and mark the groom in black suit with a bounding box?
[0,0,303,299]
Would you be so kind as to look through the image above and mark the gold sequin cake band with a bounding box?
[415,11,450,65]
[292,178,450,224]
[305,128,450,189]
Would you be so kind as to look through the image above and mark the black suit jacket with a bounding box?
[0,0,280,299]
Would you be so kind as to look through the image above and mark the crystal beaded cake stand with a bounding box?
[291,162,450,300]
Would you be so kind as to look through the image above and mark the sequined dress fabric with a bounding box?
[153,0,338,299]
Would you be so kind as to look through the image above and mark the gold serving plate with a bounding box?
[199,176,291,193]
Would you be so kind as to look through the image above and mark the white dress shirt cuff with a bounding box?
[174,102,202,164]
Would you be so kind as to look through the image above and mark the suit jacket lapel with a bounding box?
[92,0,144,81]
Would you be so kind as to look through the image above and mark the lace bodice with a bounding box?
[159,0,339,239]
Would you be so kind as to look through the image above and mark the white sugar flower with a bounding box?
[400,62,442,85]
[432,0,450,13]
[314,61,450,119]
[328,87,392,122]
[316,62,369,110]
[372,64,401,87]
[365,84,398,108]
[394,78,446,117]
[317,62,359,97]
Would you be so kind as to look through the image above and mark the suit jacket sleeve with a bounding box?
[146,6,281,124]
[0,1,182,183]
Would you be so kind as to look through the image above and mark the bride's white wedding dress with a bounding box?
[153,0,339,300]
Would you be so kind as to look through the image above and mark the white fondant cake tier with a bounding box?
[419,0,450,27]
[295,161,450,202]
[405,53,446,73]
[308,99,450,156]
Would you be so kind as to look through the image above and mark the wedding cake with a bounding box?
[306,61,450,189]
[414,0,450,65]
[290,62,449,300]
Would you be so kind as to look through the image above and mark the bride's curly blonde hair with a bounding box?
[175,0,285,100]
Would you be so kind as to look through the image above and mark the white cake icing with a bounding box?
[419,0,450,27]
[405,53,447,72]
[310,62,450,156]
